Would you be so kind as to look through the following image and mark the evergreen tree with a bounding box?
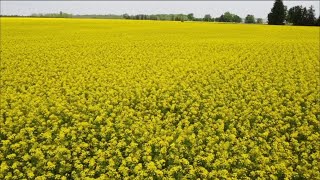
[317,16,320,26]
[301,7,308,25]
[287,6,302,25]
[306,6,316,25]
[268,0,286,25]
[287,5,317,26]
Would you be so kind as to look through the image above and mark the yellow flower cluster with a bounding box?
[1,18,319,179]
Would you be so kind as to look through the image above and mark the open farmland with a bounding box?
[1,18,319,179]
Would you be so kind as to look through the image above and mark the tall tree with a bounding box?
[306,6,316,25]
[284,6,288,23]
[268,0,286,25]
[301,7,308,25]
[287,6,302,25]
[287,5,317,26]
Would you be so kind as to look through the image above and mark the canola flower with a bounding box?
[0,18,319,179]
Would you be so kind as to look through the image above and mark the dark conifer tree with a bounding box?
[268,0,286,25]
[306,6,316,26]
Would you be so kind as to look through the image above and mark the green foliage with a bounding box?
[203,14,212,22]
[216,12,242,23]
[122,13,188,21]
[268,0,286,25]
[256,18,263,24]
[31,11,72,18]
[187,13,194,21]
[245,14,256,24]
[317,16,320,26]
[287,5,317,26]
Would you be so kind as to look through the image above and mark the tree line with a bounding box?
[21,12,265,24]
[105,12,265,24]
[1,0,319,26]
[268,0,319,26]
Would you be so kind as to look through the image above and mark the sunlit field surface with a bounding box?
[1,18,319,179]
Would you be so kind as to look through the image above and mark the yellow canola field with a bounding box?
[0,18,319,179]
